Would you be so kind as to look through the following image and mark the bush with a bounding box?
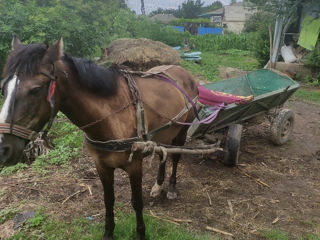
[188,33,255,52]
[243,11,275,67]
[243,12,274,33]
[132,16,188,47]
[305,43,320,73]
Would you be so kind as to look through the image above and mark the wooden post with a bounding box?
[131,142,223,155]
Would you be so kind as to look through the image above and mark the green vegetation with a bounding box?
[182,49,259,82]
[0,206,19,224]
[243,12,275,67]
[0,0,187,74]
[149,0,223,18]
[262,229,320,240]
[304,74,320,87]
[305,43,320,75]
[31,113,83,174]
[170,17,217,27]
[262,229,290,240]
[188,33,254,52]
[294,89,320,104]
[8,210,216,240]
[0,163,28,176]
[243,12,274,33]
[174,0,204,19]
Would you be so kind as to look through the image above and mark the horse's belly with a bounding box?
[86,145,129,169]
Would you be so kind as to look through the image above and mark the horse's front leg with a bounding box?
[127,158,146,240]
[97,167,115,240]
[150,154,166,197]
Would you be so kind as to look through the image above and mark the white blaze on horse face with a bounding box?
[0,75,19,143]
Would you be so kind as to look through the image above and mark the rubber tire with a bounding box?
[270,108,295,146]
[223,124,243,167]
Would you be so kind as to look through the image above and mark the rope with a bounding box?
[159,146,168,164]
[78,100,135,130]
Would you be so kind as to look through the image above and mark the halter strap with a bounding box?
[0,123,38,141]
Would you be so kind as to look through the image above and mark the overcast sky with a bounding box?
[126,0,232,14]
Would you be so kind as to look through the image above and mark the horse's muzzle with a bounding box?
[0,144,13,164]
[0,135,26,166]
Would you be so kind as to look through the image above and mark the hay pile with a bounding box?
[100,38,181,71]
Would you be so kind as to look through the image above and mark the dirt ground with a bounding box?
[1,98,320,239]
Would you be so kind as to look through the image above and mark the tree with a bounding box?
[0,0,129,74]
[243,12,274,32]
[231,0,237,4]
[176,0,204,19]
[244,0,303,17]
[149,8,179,17]
[201,1,223,13]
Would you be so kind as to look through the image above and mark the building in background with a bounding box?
[200,2,256,33]
[199,8,224,27]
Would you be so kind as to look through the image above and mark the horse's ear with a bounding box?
[44,37,64,63]
[12,35,22,50]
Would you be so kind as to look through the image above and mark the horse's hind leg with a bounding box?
[150,152,166,197]
[127,157,146,240]
[97,167,115,240]
[167,127,188,200]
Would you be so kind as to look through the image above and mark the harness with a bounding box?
[85,66,200,152]
[0,64,199,154]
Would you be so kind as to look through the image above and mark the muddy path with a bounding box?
[1,98,320,239]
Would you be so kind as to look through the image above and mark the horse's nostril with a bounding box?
[0,144,13,162]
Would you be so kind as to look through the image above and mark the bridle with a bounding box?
[0,64,58,142]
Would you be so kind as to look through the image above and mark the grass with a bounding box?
[0,162,28,176]
[262,229,320,240]
[182,49,259,82]
[0,206,19,224]
[294,88,320,105]
[8,210,216,240]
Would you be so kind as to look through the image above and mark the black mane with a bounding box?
[3,43,119,96]
[3,43,48,77]
[63,54,119,96]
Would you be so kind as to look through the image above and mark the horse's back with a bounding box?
[146,65,197,95]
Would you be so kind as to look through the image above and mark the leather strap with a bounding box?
[0,123,38,141]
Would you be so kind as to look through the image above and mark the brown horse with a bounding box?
[0,37,198,240]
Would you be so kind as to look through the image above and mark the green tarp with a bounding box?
[298,16,320,50]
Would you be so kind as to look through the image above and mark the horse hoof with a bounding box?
[150,182,163,198]
[167,191,177,199]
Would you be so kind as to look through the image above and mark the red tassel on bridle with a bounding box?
[47,81,56,102]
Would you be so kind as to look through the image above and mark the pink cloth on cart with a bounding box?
[197,84,254,106]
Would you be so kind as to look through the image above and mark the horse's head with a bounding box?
[0,36,64,166]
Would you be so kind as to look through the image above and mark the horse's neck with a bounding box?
[58,75,137,141]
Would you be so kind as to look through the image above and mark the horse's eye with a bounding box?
[29,86,42,96]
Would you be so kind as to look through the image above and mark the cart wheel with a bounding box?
[270,108,295,145]
[223,124,243,167]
